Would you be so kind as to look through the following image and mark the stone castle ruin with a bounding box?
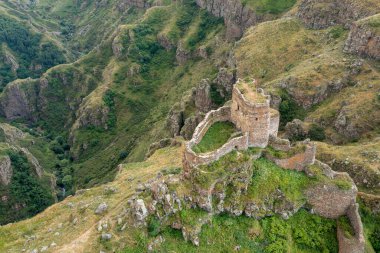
[181,79,365,252]
[183,80,280,172]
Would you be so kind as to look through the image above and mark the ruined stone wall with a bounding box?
[184,134,249,172]
[337,203,365,253]
[305,166,357,219]
[267,141,316,171]
[183,106,249,173]
[231,87,271,148]
[190,106,231,144]
[269,109,280,137]
[268,135,291,151]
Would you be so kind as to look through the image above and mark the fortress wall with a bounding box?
[231,87,271,147]
[337,202,365,253]
[183,104,249,171]
[306,182,357,219]
[267,142,316,171]
[269,109,280,137]
[347,203,365,243]
[190,106,231,146]
[268,135,291,151]
[183,133,249,171]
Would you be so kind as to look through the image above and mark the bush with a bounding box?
[308,124,325,141]
[279,91,306,129]
[119,151,129,160]
[147,216,161,237]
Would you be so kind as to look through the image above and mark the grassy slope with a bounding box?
[0,123,62,224]
[0,0,139,58]
[235,17,380,141]
[69,3,228,187]
[0,145,344,253]
[0,145,183,253]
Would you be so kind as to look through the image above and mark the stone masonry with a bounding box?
[181,79,365,252]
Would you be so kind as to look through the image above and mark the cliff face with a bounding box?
[344,14,380,60]
[0,79,38,122]
[195,0,261,40]
[297,0,380,29]
[0,156,12,186]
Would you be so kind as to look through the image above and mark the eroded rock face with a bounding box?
[0,156,12,186]
[284,119,307,141]
[75,103,110,130]
[167,108,184,137]
[0,80,36,121]
[180,114,204,140]
[157,34,174,51]
[193,79,212,113]
[213,67,236,99]
[176,42,191,65]
[280,76,350,109]
[117,0,151,10]
[344,16,380,60]
[297,0,380,29]
[334,107,360,141]
[195,0,262,40]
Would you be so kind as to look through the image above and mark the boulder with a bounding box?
[95,202,108,214]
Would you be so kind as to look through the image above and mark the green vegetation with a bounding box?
[279,91,306,129]
[125,209,337,252]
[192,121,237,153]
[246,158,309,205]
[242,0,296,14]
[0,15,65,89]
[308,124,326,141]
[359,203,380,252]
[103,90,117,129]
[0,151,54,225]
[264,144,306,159]
[337,216,354,238]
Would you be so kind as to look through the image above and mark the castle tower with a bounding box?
[231,80,276,148]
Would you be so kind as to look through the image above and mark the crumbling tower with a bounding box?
[231,80,279,148]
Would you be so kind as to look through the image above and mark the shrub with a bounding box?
[279,91,306,129]
[308,124,326,141]
[119,151,129,160]
[147,216,161,237]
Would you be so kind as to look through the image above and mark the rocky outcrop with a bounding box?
[73,102,110,130]
[284,119,307,141]
[3,49,19,72]
[157,34,175,51]
[344,14,380,60]
[193,79,212,113]
[180,114,204,140]
[0,79,37,121]
[334,107,360,141]
[297,0,380,29]
[176,42,191,65]
[20,148,43,178]
[0,156,12,186]
[167,107,185,137]
[213,67,236,99]
[195,0,263,40]
[112,35,124,58]
[279,76,350,109]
